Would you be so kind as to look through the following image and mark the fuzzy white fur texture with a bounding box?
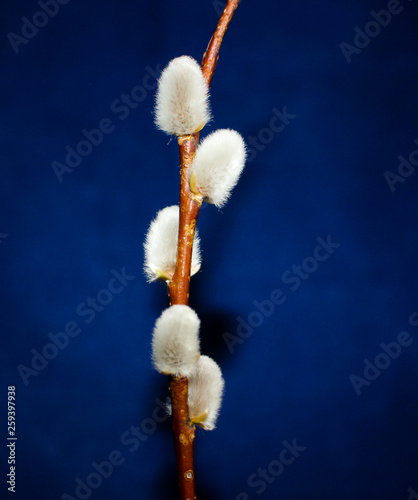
[152,305,201,377]
[189,129,246,208]
[154,56,211,136]
[144,205,201,282]
[188,355,224,430]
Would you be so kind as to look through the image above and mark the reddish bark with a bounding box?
[201,0,241,86]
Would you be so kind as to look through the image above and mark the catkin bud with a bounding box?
[154,56,211,136]
[143,205,201,282]
[152,305,200,377]
[188,355,224,430]
[189,129,246,208]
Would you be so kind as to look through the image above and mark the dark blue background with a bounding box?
[1,0,418,499]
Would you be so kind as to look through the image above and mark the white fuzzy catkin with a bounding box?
[154,56,211,136]
[152,305,200,377]
[189,129,246,208]
[144,205,201,282]
[188,355,224,430]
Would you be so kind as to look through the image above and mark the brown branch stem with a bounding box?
[166,2,241,498]
[167,135,201,500]
[201,0,241,86]
[169,135,202,306]
[169,376,197,500]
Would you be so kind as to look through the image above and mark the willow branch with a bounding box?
[167,2,241,498]
[169,376,197,500]
[201,0,241,86]
[167,134,201,500]
[168,135,202,306]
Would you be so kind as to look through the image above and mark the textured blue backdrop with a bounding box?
[1,0,418,499]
